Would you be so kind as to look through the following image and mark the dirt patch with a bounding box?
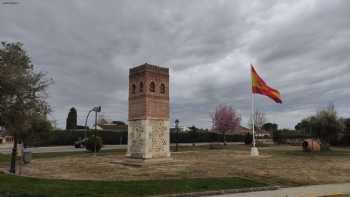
[12,145,350,186]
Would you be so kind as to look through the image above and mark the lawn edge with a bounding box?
[150,185,280,197]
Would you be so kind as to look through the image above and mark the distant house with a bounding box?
[0,129,13,144]
[172,127,190,132]
[209,125,250,135]
[97,118,128,131]
[235,126,272,137]
[255,129,272,138]
[170,126,202,133]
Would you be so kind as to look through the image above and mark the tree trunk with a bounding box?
[223,131,226,146]
[9,134,17,174]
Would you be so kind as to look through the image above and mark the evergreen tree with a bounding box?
[66,107,77,130]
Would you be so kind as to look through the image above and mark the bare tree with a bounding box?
[249,110,266,136]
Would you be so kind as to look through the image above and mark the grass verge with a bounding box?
[0,153,8,163]
[0,173,267,197]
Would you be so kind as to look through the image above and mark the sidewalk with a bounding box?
[210,183,350,197]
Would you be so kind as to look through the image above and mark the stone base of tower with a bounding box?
[126,119,170,159]
[112,157,177,167]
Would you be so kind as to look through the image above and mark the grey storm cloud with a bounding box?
[1,0,349,129]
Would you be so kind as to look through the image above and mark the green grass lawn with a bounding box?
[0,173,267,197]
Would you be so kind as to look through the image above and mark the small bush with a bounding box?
[244,133,253,145]
[320,142,331,151]
[339,134,350,146]
[85,135,103,152]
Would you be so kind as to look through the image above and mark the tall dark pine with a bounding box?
[66,107,77,130]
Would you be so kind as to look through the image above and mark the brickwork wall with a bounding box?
[128,63,169,120]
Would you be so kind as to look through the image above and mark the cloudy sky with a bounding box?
[1,0,349,129]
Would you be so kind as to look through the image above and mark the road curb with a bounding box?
[306,193,348,197]
[150,186,280,197]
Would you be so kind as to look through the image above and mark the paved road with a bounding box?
[0,144,125,154]
[0,142,243,154]
[210,183,350,197]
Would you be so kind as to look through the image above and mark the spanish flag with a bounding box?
[251,65,282,104]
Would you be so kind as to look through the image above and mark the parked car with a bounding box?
[74,137,88,148]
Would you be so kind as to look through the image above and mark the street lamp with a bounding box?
[84,106,101,139]
[92,106,101,156]
[84,111,92,139]
[83,106,101,156]
[175,119,179,152]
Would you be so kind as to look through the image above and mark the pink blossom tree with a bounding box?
[210,104,241,146]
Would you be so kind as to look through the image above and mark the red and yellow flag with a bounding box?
[251,65,282,104]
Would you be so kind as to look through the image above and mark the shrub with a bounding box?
[169,130,245,143]
[338,133,350,146]
[320,142,331,151]
[244,133,253,145]
[85,135,103,152]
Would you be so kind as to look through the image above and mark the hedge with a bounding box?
[27,129,245,147]
[272,130,350,146]
[337,133,350,146]
[170,131,245,143]
[27,129,127,147]
[271,130,310,144]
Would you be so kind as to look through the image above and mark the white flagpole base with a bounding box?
[250,147,259,156]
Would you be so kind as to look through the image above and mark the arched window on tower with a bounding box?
[160,83,165,94]
[132,84,136,94]
[139,82,143,92]
[149,81,155,92]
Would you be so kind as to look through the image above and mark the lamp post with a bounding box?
[175,119,179,152]
[84,110,93,139]
[92,106,101,156]
[83,106,101,154]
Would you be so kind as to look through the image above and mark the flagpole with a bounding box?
[252,91,256,147]
[250,64,259,156]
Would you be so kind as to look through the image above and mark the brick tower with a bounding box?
[127,63,170,159]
